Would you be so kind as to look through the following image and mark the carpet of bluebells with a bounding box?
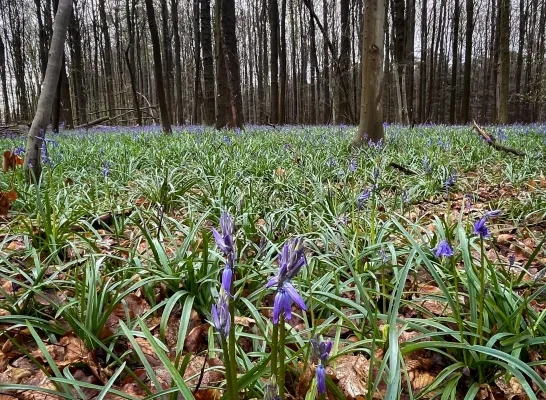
[0,123,545,399]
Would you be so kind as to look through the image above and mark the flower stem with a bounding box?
[220,336,234,400]
[228,301,238,399]
[278,315,286,400]
[271,322,279,379]
[477,237,486,383]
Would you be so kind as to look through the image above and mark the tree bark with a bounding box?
[322,0,331,124]
[460,0,473,123]
[201,0,216,125]
[418,0,427,123]
[221,0,244,128]
[192,0,202,123]
[214,0,230,129]
[497,0,509,124]
[68,9,87,125]
[161,0,174,120]
[353,0,385,147]
[449,0,460,124]
[144,0,172,133]
[513,0,525,122]
[269,0,279,124]
[0,34,10,123]
[172,0,184,124]
[24,0,72,181]
[125,0,142,125]
[279,0,287,124]
[338,0,352,123]
[98,0,116,117]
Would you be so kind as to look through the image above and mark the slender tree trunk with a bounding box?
[322,0,330,123]
[418,0,427,123]
[214,0,230,128]
[532,0,545,120]
[68,10,87,125]
[279,0,287,123]
[193,0,202,123]
[523,0,537,123]
[161,0,174,120]
[449,0,460,124]
[98,0,116,117]
[172,0,184,123]
[221,0,245,128]
[497,0,510,124]
[125,0,142,125]
[269,0,279,124]
[144,0,172,133]
[354,0,385,146]
[460,0,473,123]
[201,0,216,125]
[24,0,72,181]
[514,0,526,122]
[338,0,352,123]
[0,34,10,123]
[406,0,415,124]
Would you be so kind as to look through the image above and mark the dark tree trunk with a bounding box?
[523,0,537,123]
[269,0,279,124]
[0,34,10,123]
[161,0,174,120]
[497,0,510,124]
[34,0,48,81]
[406,0,415,124]
[532,0,545,120]
[418,0,427,123]
[192,0,202,123]
[201,0,216,125]
[125,0,142,125]
[449,0,460,124]
[172,0,184,123]
[513,0,525,122]
[69,10,87,125]
[98,0,116,116]
[144,0,172,133]
[214,0,230,129]
[322,0,330,123]
[338,0,352,123]
[279,0,287,124]
[460,0,473,123]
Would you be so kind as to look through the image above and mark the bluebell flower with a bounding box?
[349,159,357,172]
[423,157,431,173]
[485,209,501,218]
[266,238,306,288]
[373,167,380,182]
[434,240,454,258]
[263,378,280,400]
[473,217,489,237]
[327,157,337,167]
[13,147,25,156]
[357,188,372,209]
[316,364,326,394]
[211,292,230,337]
[102,161,110,178]
[380,247,389,263]
[272,282,307,323]
[212,211,235,254]
[445,173,456,188]
[402,190,410,204]
[223,136,231,145]
[311,336,332,363]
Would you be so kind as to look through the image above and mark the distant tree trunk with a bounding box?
[497,0,509,124]
[406,0,415,124]
[426,1,437,120]
[418,0,427,123]
[523,0,537,123]
[172,0,184,123]
[322,0,331,123]
[290,0,298,122]
[269,0,279,124]
[391,0,408,124]
[221,0,245,128]
[34,0,48,81]
[192,0,202,123]
[144,0,172,133]
[125,0,142,125]
[338,0,352,123]
[279,0,287,123]
[214,0,230,128]
[8,2,29,122]
[513,0,525,122]
[532,0,545,120]
[69,10,87,125]
[0,35,10,123]
[24,0,72,181]
[98,0,116,117]
[353,0,385,147]
[449,0,460,124]
[161,0,174,120]
[201,0,216,125]
[460,0,473,123]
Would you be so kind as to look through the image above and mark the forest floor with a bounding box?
[0,123,545,400]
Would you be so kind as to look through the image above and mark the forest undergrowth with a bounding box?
[0,123,545,400]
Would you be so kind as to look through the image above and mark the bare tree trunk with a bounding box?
[24,0,72,181]
[513,0,525,122]
[406,0,415,124]
[269,0,279,124]
[338,0,352,123]
[322,0,331,123]
[497,0,509,124]
[0,34,10,123]
[460,0,473,123]
[144,0,172,133]
[172,0,184,124]
[449,0,460,124]
[98,0,116,117]
[161,0,173,120]
[125,0,142,125]
[279,0,287,124]
[523,0,537,123]
[201,0,216,125]
[418,0,427,123]
[353,0,385,147]
[214,0,230,128]
[69,9,87,125]
[193,0,202,123]
[532,0,545,120]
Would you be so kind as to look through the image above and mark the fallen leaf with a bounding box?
[0,191,17,216]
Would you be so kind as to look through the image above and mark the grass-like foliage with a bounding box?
[0,123,545,399]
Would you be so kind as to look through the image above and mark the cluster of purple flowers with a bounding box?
[311,336,332,395]
[266,237,307,324]
[211,211,236,336]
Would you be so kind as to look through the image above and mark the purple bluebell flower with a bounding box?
[221,256,234,293]
[311,336,332,363]
[223,136,231,145]
[373,167,380,182]
[423,157,432,173]
[508,254,515,268]
[434,240,454,258]
[402,190,410,204]
[263,378,280,400]
[445,173,456,188]
[473,217,490,237]
[316,364,326,394]
[357,188,372,209]
[327,157,337,167]
[102,161,110,178]
[211,292,230,337]
[380,247,389,263]
[212,211,235,254]
[349,159,357,172]
[13,147,25,156]
[485,209,502,218]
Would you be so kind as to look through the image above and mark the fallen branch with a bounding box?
[472,120,525,156]
[75,116,110,129]
[388,162,416,175]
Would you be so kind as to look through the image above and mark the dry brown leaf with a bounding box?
[2,150,23,174]
[184,323,209,353]
[132,337,162,367]
[335,354,369,399]
[495,376,528,400]
[0,190,17,216]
